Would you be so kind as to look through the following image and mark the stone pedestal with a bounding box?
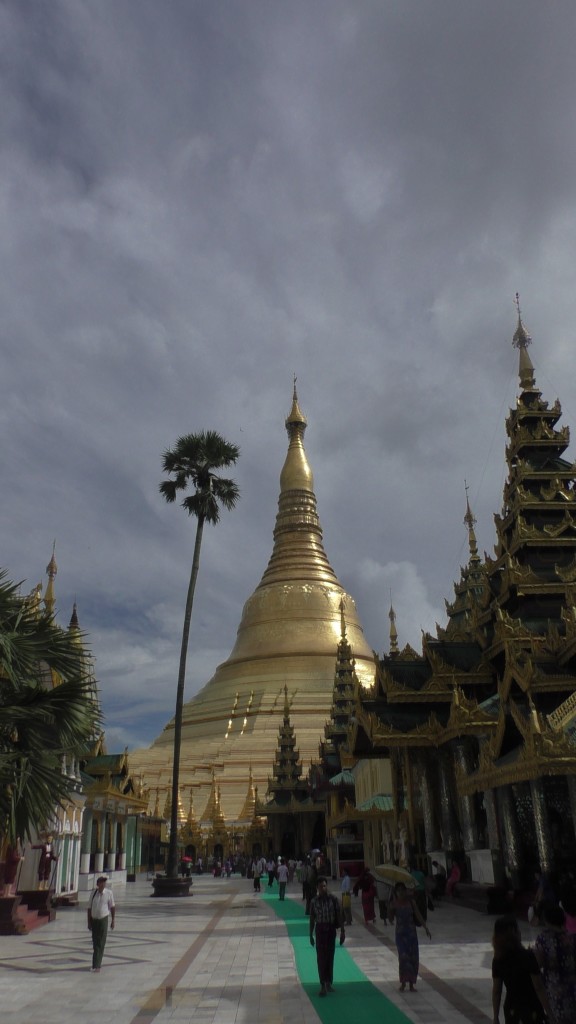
[0,896,27,935]
[467,849,496,884]
[151,876,193,898]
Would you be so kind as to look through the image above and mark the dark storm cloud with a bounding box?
[2,1,576,747]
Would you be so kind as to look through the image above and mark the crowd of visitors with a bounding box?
[165,848,576,1018]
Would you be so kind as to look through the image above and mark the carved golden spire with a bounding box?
[153,788,160,817]
[186,787,197,828]
[512,293,535,390]
[200,769,220,823]
[164,786,186,826]
[238,766,256,821]
[44,542,57,616]
[389,601,399,655]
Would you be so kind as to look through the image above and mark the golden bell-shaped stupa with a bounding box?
[132,386,375,819]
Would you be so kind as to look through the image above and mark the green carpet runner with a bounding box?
[262,889,413,1024]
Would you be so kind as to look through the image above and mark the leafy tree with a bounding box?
[160,431,240,878]
[0,571,100,845]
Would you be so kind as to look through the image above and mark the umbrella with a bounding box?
[373,864,416,888]
[181,856,193,862]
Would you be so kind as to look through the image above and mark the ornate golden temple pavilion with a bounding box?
[341,304,576,888]
[130,386,375,826]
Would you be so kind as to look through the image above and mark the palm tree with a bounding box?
[160,431,240,878]
[0,571,100,846]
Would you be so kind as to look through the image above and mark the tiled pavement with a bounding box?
[0,874,509,1023]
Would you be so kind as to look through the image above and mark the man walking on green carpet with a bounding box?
[310,876,345,997]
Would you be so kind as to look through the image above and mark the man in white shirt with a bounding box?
[277,858,289,900]
[87,876,116,972]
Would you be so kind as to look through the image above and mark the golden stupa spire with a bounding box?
[512,293,535,391]
[44,542,57,616]
[259,382,339,588]
[134,381,377,821]
[389,600,399,655]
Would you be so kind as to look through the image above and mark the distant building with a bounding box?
[345,305,576,890]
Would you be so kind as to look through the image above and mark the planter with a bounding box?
[0,896,27,935]
[151,875,193,898]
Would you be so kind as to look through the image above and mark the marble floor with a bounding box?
[0,874,507,1024]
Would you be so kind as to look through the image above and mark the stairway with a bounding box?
[0,890,55,935]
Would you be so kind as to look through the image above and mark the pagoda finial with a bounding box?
[283,684,290,719]
[280,380,311,493]
[512,293,535,389]
[463,481,479,561]
[44,541,57,616]
[389,597,399,655]
[339,598,347,640]
[69,600,80,631]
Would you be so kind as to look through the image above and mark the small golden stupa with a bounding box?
[131,385,375,819]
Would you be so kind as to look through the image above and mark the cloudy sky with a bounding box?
[4,1,576,751]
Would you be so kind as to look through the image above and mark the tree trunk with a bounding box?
[167,514,205,878]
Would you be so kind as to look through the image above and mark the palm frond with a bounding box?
[0,568,101,844]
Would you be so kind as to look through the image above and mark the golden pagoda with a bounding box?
[131,385,375,820]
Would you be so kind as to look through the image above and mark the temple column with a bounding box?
[94,816,105,873]
[453,740,478,850]
[418,759,440,852]
[483,788,500,850]
[498,786,522,886]
[80,814,92,874]
[437,756,460,850]
[106,819,116,873]
[567,776,576,842]
[530,778,554,874]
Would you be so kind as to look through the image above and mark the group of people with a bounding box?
[83,854,576,1022]
[308,868,432,997]
[248,854,295,897]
